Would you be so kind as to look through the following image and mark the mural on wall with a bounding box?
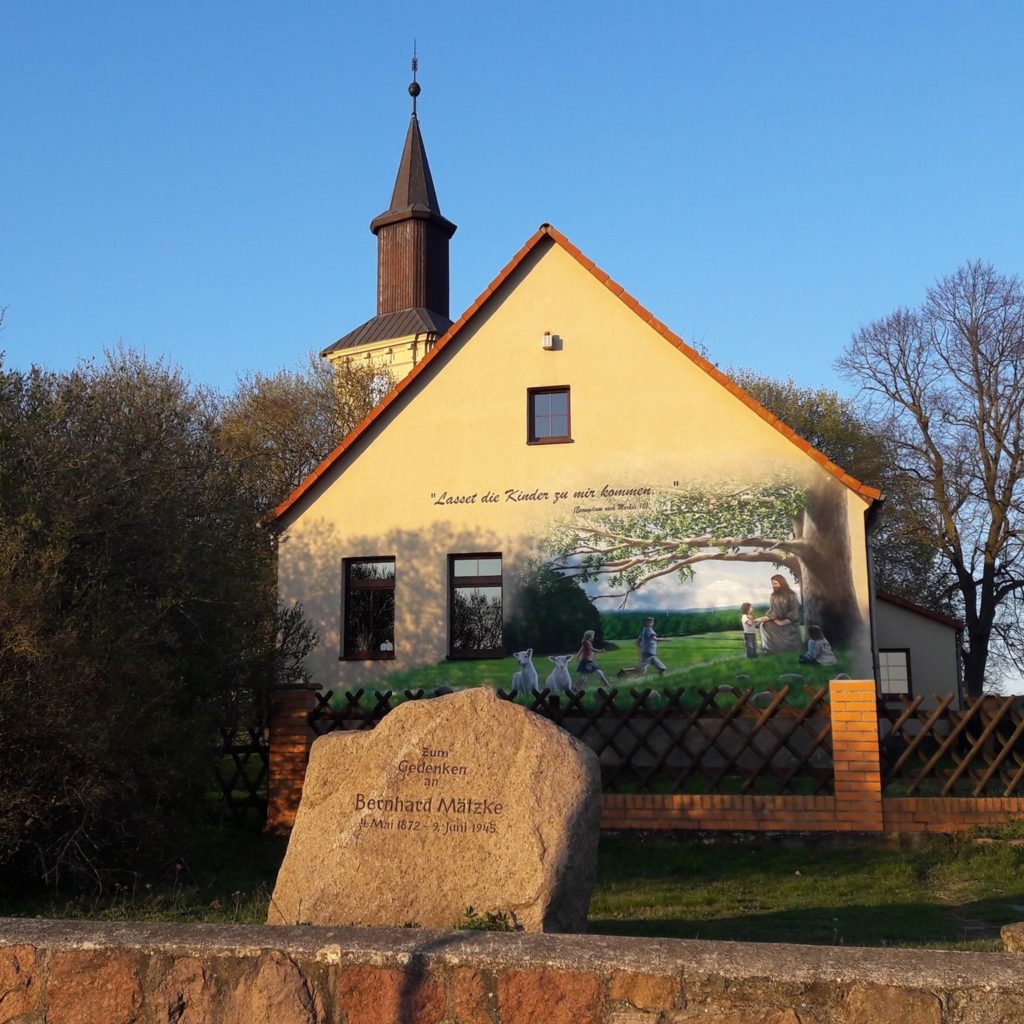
[539,477,862,644]
[337,471,868,692]
[496,474,867,685]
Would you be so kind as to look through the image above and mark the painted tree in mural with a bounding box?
[544,479,863,645]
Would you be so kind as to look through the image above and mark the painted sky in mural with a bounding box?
[577,560,796,616]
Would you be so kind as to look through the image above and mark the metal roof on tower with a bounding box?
[323,307,453,354]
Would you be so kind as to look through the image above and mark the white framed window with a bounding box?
[448,554,503,658]
[879,649,911,696]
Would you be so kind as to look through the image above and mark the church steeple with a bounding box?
[369,59,456,319]
[321,58,456,372]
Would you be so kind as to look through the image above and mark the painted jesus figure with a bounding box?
[755,574,803,654]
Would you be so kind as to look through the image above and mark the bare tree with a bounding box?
[218,351,392,516]
[838,261,1024,698]
[732,370,955,613]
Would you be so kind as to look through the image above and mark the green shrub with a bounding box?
[505,564,601,653]
[460,906,521,931]
[0,353,315,890]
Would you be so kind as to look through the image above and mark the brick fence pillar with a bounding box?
[266,683,320,833]
[829,678,884,832]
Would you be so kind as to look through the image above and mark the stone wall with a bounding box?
[2,918,1024,1024]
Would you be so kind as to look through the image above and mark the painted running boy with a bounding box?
[637,616,668,676]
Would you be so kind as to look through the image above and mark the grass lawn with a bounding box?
[591,831,1024,951]
[4,824,1023,951]
[331,631,855,707]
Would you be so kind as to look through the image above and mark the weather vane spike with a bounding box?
[409,42,421,116]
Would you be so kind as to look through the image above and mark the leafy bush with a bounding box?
[0,352,315,889]
[460,906,521,931]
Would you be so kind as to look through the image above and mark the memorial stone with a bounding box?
[267,687,601,933]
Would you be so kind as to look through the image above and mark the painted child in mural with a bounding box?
[740,602,758,658]
[575,629,612,687]
[637,616,668,676]
[799,624,838,666]
[755,574,803,654]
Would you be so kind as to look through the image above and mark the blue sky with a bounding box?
[3,1,1023,395]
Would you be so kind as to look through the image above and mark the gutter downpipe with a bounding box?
[864,494,886,699]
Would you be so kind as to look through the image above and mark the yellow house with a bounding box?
[271,234,881,689]
[267,76,893,693]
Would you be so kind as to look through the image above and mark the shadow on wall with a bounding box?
[277,520,529,689]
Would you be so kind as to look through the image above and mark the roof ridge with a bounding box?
[876,590,962,629]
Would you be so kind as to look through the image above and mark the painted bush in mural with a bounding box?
[505,563,602,654]
[539,478,863,649]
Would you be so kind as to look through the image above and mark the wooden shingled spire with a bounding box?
[369,53,456,319]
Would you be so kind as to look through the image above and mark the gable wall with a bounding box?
[279,239,874,688]
[875,600,961,698]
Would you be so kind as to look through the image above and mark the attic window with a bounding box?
[527,386,572,444]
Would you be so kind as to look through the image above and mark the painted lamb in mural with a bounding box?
[542,477,864,649]
[510,648,539,695]
[545,654,574,695]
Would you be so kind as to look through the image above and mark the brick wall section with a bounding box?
[884,797,1024,832]
[2,919,1022,1024]
[830,679,886,832]
[599,793,845,832]
[266,684,319,832]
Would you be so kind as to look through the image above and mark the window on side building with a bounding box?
[527,386,571,444]
[878,648,911,696]
[448,554,503,658]
[342,557,395,659]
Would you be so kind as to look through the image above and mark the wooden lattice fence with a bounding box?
[213,720,269,823]
[878,694,1024,797]
[308,685,835,796]
[260,680,1024,835]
